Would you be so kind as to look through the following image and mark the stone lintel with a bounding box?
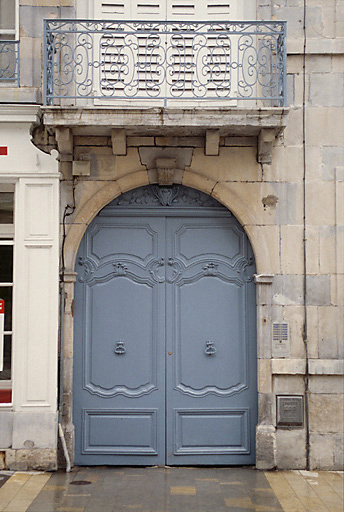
[111,128,127,155]
[257,128,276,164]
[205,129,220,156]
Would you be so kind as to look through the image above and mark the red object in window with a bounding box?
[0,389,12,403]
[0,299,4,313]
[0,147,8,156]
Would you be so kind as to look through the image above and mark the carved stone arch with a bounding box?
[64,171,271,275]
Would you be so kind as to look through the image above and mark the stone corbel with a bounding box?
[205,129,220,156]
[257,129,276,164]
[56,127,73,161]
[111,128,126,156]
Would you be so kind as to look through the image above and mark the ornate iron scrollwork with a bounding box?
[205,340,217,355]
[114,340,126,355]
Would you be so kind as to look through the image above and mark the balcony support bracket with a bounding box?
[205,130,220,156]
[258,129,276,165]
[112,129,127,156]
[56,128,73,161]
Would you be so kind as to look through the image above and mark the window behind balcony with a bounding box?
[0,0,19,83]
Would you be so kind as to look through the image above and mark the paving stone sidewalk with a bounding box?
[0,467,342,512]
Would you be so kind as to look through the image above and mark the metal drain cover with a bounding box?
[70,480,92,486]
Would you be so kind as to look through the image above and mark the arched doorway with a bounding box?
[73,185,257,465]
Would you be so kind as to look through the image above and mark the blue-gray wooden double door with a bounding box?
[74,186,257,466]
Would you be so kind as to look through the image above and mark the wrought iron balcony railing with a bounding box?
[44,20,286,107]
[0,40,20,85]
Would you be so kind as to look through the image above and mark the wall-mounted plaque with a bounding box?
[276,395,304,428]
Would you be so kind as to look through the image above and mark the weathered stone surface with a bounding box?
[258,360,272,394]
[318,306,341,358]
[309,358,344,375]
[306,276,331,306]
[276,429,306,469]
[309,375,344,394]
[281,225,304,274]
[272,359,306,375]
[309,394,344,434]
[256,424,276,470]
[186,147,260,182]
[258,393,274,425]
[310,433,343,470]
[272,275,304,307]
[273,375,305,395]
[5,448,57,471]
[0,412,13,449]
[12,412,57,450]
[309,73,344,107]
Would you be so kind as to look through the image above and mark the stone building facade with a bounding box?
[0,0,343,471]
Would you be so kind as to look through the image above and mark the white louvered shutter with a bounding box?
[93,0,241,104]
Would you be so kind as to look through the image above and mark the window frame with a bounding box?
[0,0,19,40]
[0,185,15,407]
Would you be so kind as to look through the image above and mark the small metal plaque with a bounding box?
[277,395,304,427]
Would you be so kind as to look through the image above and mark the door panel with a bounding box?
[165,216,256,464]
[74,216,166,465]
[74,185,257,465]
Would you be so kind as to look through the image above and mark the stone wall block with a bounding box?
[310,433,339,470]
[5,449,57,471]
[282,306,305,358]
[264,146,303,183]
[276,429,306,469]
[334,434,344,469]
[273,375,305,394]
[309,394,344,434]
[321,146,344,180]
[272,275,304,306]
[20,6,74,37]
[305,306,319,358]
[319,226,336,274]
[12,412,57,450]
[257,305,272,359]
[306,182,336,226]
[0,412,13,449]
[309,73,344,107]
[306,275,331,306]
[256,424,276,470]
[283,108,303,146]
[258,360,272,394]
[306,55,332,73]
[186,147,260,182]
[18,37,42,88]
[331,275,344,306]
[306,226,320,274]
[306,107,344,147]
[281,225,304,274]
[258,393,275,426]
[309,375,344,394]
[318,306,340,358]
